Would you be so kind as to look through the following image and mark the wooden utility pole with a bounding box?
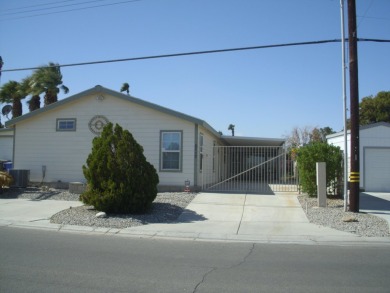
[348,0,360,212]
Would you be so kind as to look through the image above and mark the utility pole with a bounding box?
[348,0,360,212]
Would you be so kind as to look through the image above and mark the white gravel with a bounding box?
[298,195,390,237]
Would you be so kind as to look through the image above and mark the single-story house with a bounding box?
[4,85,290,192]
[327,122,390,192]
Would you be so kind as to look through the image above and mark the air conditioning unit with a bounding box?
[9,169,30,188]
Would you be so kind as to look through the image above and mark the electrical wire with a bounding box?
[1,0,78,12]
[357,0,375,28]
[0,0,141,21]
[0,0,109,16]
[0,38,389,73]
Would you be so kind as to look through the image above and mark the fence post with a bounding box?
[316,162,327,207]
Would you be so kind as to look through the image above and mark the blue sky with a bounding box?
[0,0,389,138]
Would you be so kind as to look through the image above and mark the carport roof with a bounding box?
[221,135,285,147]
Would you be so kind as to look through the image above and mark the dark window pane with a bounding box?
[163,152,180,169]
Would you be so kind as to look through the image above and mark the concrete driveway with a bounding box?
[123,192,386,244]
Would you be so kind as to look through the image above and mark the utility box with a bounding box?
[69,182,86,194]
[9,169,30,188]
[316,162,326,207]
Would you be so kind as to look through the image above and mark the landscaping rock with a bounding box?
[342,215,358,222]
[95,212,107,218]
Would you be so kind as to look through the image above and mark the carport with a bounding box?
[201,136,299,194]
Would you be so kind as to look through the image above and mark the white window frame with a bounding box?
[56,118,76,131]
[160,131,182,172]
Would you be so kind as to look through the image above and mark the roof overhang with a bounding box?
[221,136,285,147]
[0,127,14,136]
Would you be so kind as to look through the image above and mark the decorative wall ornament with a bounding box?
[96,95,105,101]
[88,115,109,135]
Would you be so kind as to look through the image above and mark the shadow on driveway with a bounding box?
[360,192,390,212]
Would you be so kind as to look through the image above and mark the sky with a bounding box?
[0,0,389,138]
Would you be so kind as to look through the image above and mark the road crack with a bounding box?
[193,267,217,293]
[228,243,255,269]
[192,243,255,292]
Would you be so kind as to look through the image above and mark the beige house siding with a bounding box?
[0,129,14,161]
[12,92,197,187]
[197,125,221,189]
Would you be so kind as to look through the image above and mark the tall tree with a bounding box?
[310,127,335,142]
[120,82,130,95]
[20,77,41,112]
[27,95,41,112]
[286,126,335,152]
[0,80,25,118]
[359,91,390,125]
[30,62,69,106]
[228,124,235,136]
[285,126,312,149]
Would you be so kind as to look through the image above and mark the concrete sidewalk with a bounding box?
[0,193,389,246]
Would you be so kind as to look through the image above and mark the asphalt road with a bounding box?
[1,227,389,293]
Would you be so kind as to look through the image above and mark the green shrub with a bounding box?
[81,123,159,213]
[296,142,342,197]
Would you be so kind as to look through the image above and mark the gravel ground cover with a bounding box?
[298,195,390,237]
[1,187,389,237]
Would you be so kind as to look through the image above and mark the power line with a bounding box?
[1,38,389,73]
[0,0,108,16]
[0,0,141,21]
[357,15,390,21]
[1,0,78,12]
[357,0,375,28]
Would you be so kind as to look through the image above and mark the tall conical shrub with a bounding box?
[81,123,159,213]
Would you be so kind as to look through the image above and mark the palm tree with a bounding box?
[30,62,69,106]
[27,95,41,112]
[20,76,41,112]
[0,80,24,118]
[120,82,130,95]
[228,124,235,136]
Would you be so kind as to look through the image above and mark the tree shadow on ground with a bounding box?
[0,187,63,200]
[104,202,207,224]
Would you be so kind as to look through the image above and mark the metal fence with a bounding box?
[202,146,299,194]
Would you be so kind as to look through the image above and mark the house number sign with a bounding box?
[88,115,109,135]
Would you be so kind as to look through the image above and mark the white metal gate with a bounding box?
[202,146,298,194]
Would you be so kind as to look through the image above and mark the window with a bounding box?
[161,131,182,171]
[56,119,76,131]
[199,133,204,172]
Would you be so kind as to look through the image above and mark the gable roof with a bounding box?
[5,85,220,137]
[326,122,390,139]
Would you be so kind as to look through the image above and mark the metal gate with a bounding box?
[202,146,299,194]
